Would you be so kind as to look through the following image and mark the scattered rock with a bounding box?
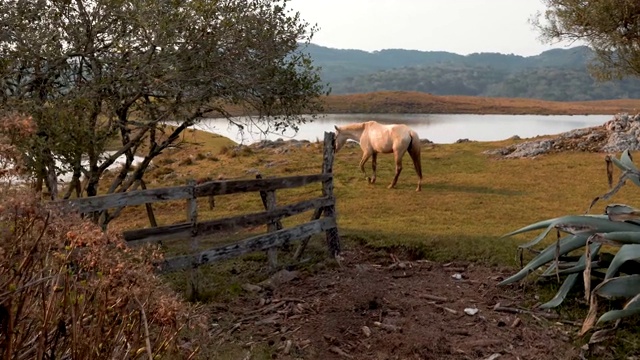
[455,138,471,143]
[485,113,640,158]
[249,139,312,154]
[464,308,479,316]
[361,326,372,337]
[504,139,554,158]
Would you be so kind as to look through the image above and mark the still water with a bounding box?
[191,113,613,145]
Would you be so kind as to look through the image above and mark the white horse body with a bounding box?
[334,121,423,191]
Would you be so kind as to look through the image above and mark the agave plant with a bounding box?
[500,150,640,341]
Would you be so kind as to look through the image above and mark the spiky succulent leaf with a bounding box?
[538,243,601,309]
[594,274,640,299]
[610,151,640,186]
[600,231,640,244]
[502,215,637,250]
[604,244,640,280]
[597,293,640,324]
[498,234,589,286]
[606,204,640,222]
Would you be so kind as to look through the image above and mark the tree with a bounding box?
[0,0,327,225]
[532,0,640,80]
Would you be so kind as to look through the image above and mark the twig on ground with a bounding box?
[133,295,153,360]
[418,294,448,302]
[329,345,354,358]
[493,304,558,319]
[426,301,458,314]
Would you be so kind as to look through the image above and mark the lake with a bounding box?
[191,113,613,145]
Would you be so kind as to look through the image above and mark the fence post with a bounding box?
[322,131,341,257]
[186,179,201,299]
[256,174,282,269]
[139,179,158,227]
[186,179,198,249]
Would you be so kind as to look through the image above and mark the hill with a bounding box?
[302,43,640,101]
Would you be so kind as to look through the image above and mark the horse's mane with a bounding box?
[338,122,368,131]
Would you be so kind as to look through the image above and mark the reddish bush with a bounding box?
[0,114,207,359]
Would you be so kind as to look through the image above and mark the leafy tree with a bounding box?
[0,0,326,225]
[532,0,640,80]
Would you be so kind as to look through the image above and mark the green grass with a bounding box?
[106,128,640,358]
[111,131,640,266]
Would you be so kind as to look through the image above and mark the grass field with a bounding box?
[98,117,640,358]
[106,126,640,286]
[111,129,640,263]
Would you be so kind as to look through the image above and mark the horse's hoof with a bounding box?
[387,184,395,189]
[366,177,372,183]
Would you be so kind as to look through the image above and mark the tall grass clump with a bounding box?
[0,114,207,359]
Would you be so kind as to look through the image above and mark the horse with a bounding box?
[333,121,423,191]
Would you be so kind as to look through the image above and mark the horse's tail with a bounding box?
[408,130,423,180]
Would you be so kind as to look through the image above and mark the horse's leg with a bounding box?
[388,150,404,189]
[359,151,373,183]
[370,153,377,184]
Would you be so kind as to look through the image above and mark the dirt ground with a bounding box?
[211,248,584,360]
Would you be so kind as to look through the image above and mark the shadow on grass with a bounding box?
[338,227,522,267]
[425,181,525,196]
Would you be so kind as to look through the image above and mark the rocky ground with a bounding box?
[485,113,640,158]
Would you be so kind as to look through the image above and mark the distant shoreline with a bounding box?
[218,91,640,118]
[320,91,640,116]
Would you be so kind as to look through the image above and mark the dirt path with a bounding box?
[213,248,582,360]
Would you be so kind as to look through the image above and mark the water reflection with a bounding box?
[191,113,613,145]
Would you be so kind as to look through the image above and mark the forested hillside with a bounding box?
[303,43,640,101]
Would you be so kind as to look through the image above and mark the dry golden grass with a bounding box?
[215,91,640,118]
[108,128,640,269]
[321,91,640,115]
[101,126,640,358]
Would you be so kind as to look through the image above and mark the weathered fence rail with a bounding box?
[59,132,341,272]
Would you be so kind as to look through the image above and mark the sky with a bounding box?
[288,0,584,57]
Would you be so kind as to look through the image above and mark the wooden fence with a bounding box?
[61,132,341,272]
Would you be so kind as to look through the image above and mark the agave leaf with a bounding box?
[539,274,579,309]
[539,242,601,311]
[498,234,589,286]
[500,217,563,239]
[594,274,640,300]
[610,154,640,187]
[606,204,640,222]
[502,215,627,250]
[604,244,640,280]
[541,263,557,277]
[620,150,639,171]
[541,261,603,277]
[597,293,640,324]
[600,231,640,245]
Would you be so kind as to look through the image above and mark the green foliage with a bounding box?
[304,43,640,100]
[0,0,327,209]
[500,150,640,343]
[533,0,640,81]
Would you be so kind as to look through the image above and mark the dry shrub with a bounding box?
[0,190,209,359]
[0,112,36,180]
[0,114,208,359]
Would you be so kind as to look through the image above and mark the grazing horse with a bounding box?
[334,121,423,191]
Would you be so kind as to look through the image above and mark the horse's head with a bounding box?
[334,125,347,153]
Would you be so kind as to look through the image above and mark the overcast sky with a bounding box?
[288,0,584,57]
